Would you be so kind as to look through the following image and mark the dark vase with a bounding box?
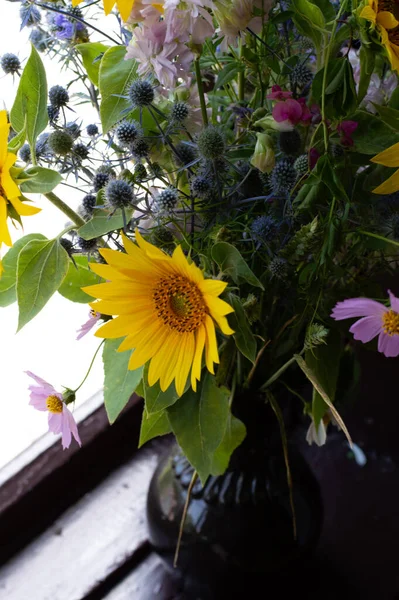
[146,394,323,599]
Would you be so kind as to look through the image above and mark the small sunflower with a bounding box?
[360,0,399,72]
[83,230,234,397]
[0,110,41,274]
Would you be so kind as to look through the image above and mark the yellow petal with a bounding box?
[71,0,83,5]
[0,110,7,127]
[171,245,203,283]
[359,5,376,23]
[134,228,170,261]
[371,142,399,167]
[191,325,206,389]
[95,315,138,338]
[102,0,116,14]
[204,314,219,374]
[175,333,195,397]
[203,293,234,317]
[82,281,137,299]
[116,0,135,21]
[372,168,399,194]
[87,262,130,281]
[8,195,41,217]
[91,299,138,315]
[1,153,21,200]
[198,278,227,296]
[127,322,169,369]
[212,312,235,336]
[0,196,12,247]
[149,332,179,387]
[159,334,182,391]
[377,11,399,30]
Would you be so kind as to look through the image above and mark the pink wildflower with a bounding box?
[309,147,320,169]
[331,290,399,357]
[336,120,358,147]
[26,371,81,449]
[76,309,101,340]
[266,85,292,100]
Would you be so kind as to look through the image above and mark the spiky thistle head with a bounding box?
[129,79,154,107]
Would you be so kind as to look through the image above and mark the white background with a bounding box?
[0,2,112,467]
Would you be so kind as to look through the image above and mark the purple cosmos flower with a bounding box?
[331,290,399,357]
[26,371,81,449]
[76,309,101,340]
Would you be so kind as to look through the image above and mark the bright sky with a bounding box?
[0,4,112,468]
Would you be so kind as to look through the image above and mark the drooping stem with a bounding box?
[194,57,208,126]
[73,340,105,394]
[45,192,86,228]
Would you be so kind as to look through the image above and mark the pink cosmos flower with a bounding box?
[266,85,292,100]
[76,309,101,340]
[336,120,358,147]
[331,290,399,357]
[26,371,81,449]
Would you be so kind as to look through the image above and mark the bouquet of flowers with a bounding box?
[2,0,399,485]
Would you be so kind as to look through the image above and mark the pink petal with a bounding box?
[25,371,53,389]
[76,311,101,341]
[61,411,72,450]
[29,395,49,411]
[48,412,63,435]
[378,331,399,357]
[64,406,82,447]
[349,316,382,343]
[331,298,386,320]
[388,289,399,313]
[272,101,290,122]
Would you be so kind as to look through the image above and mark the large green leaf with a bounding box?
[102,338,143,424]
[228,294,257,363]
[58,255,104,303]
[20,167,62,194]
[291,0,325,50]
[305,330,342,427]
[75,42,109,87]
[0,234,46,307]
[144,373,179,414]
[351,111,399,154]
[99,46,138,133]
[17,238,69,330]
[10,44,48,157]
[77,208,133,240]
[167,374,230,484]
[139,408,172,448]
[212,242,264,289]
[210,411,246,475]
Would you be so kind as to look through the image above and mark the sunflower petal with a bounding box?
[135,228,170,261]
[0,196,12,247]
[377,11,399,30]
[372,169,399,195]
[8,195,41,217]
[198,278,227,296]
[191,325,206,390]
[203,293,235,316]
[204,314,219,374]
[371,142,399,167]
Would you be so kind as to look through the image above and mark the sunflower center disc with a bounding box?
[46,394,63,413]
[382,309,399,335]
[153,275,207,333]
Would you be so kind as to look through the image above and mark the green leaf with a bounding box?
[99,46,138,133]
[210,411,246,476]
[212,242,264,289]
[16,238,69,330]
[20,167,62,194]
[305,330,342,427]
[139,408,172,447]
[310,0,335,22]
[75,42,109,87]
[77,207,133,240]
[372,103,399,131]
[144,374,179,414]
[351,110,399,154]
[58,255,104,303]
[291,0,325,50]
[10,44,48,155]
[228,294,257,363]
[358,44,375,104]
[0,233,46,307]
[167,374,230,484]
[8,124,26,154]
[103,338,144,424]
[215,62,244,90]
[295,354,352,445]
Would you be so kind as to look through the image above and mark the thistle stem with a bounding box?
[194,57,208,126]
[45,192,86,228]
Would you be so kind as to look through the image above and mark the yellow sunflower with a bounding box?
[360,0,399,71]
[371,141,399,194]
[0,110,41,274]
[83,230,234,396]
[72,0,163,22]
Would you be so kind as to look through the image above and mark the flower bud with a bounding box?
[254,115,294,132]
[250,133,275,174]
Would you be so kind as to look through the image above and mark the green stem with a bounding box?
[238,39,245,103]
[260,349,304,391]
[45,192,86,228]
[73,340,104,394]
[194,57,208,127]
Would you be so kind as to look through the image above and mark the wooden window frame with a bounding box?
[0,392,144,566]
